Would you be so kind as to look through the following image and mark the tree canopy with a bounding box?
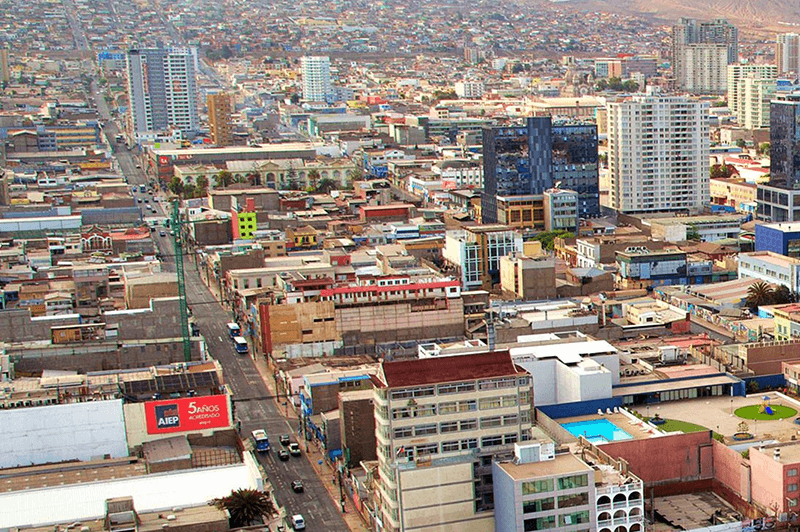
[211,488,276,528]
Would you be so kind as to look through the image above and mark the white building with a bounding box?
[454,80,485,99]
[738,251,800,294]
[126,46,199,138]
[433,158,484,190]
[606,93,709,213]
[777,33,800,76]
[678,44,729,94]
[726,63,778,127]
[543,188,579,233]
[301,56,333,102]
[736,75,777,130]
[443,226,523,290]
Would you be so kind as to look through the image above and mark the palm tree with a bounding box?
[316,177,337,194]
[233,174,247,184]
[745,281,774,309]
[307,169,321,191]
[215,170,233,188]
[211,488,276,528]
[196,175,209,196]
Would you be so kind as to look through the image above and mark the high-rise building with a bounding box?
[373,350,533,532]
[301,56,332,102]
[126,45,199,138]
[736,75,777,130]
[0,48,9,84]
[481,117,599,224]
[672,18,738,93]
[207,92,233,147]
[727,64,777,122]
[606,93,709,213]
[777,34,800,76]
[764,94,800,212]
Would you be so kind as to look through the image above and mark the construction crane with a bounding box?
[170,198,192,362]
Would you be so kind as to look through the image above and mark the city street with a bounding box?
[152,227,351,531]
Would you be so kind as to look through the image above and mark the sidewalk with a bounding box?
[252,355,370,532]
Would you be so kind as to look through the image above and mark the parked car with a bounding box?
[291,480,304,493]
[289,443,301,456]
[278,449,290,461]
[280,434,290,446]
[291,515,305,530]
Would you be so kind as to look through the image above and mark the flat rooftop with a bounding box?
[496,452,592,480]
[0,457,146,493]
[741,251,800,267]
[612,374,739,397]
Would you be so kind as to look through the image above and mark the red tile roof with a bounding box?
[379,350,521,388]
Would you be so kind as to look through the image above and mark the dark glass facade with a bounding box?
[481,117,598,223]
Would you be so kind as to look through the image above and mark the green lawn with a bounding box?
[656,418,710,433]
[734,404,797,420]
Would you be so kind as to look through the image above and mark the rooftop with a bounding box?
[741,251,800,267]
[378,350,522,388]
[495,451,592,480]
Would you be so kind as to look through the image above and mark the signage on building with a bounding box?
[144,395,230,434]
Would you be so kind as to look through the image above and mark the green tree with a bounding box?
[211,488,276,528]
[686,225,701,241]
[758,142,771,156]
[745,281,774,309]
[316,177,337,194]
[346,167,363,182]
[736,138,747,149]
[168,176,184,196]
[533,230,574,251]
[710,164,737,179]
[196,175,209,196]
[773,284,797,305]
[233,174,247,184]
[307,169,321,191]
[182,183,197,198]
[215,170,233,188]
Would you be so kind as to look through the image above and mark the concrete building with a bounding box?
[777,33,800,76]
[339,389,377,466]
[606,94,709,214]
[482,117,599,222]
[594,58,623,79]
[444,225,523,291]
[207,93,233,147]
[495,195,546,231]
[755,221,800,257]
[493,441,644,532]
[645,213,746,243]
[500,253,557,301]
[727,64,777,118]
[454,80,485,98]
[372,350,533,532]
[543,188,579,233]
[616,249,695,289]
[757,93,800,222]
[738,250,800,294]
[126,45,199,138]
[733,74,777,130]
[301,56,333,102]
[710,177,757,213]
[672,18,738,93]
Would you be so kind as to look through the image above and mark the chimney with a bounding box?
[246,197,255,212]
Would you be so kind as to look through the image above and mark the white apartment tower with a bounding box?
[126,45,199,138]
[777,34,800,76]
[727,63,777,122]
[737,75,777,130]
[606,94,709,214]
[672,18,738,94]
[301,56,333,102]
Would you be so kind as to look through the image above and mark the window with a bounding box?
[789,498,798,507]
[502,395,518,407]
[440,421,459,433]
[439,401,457,414]
[558,474,588,490]
[392,407,412,419]
[790,484,799,493]
[523,498,555,514]
[478,377,517,390]
[481,435,503,447]
[459,399,477,412]
[524,515,556,531]
[393,427,412,438]
[481,416,502,428]
[414,424,437,436]
[503,414,519,426]
[438,381,475,394]
[479,397,502,410]
[413,404,436,417]
[460,419,478,431]
[789,469,798,477]
[504,433,518,444]
[461,438,478,450]
[391,386,435,399]
[415,443,438,456]
[442,440,460,452]
[558,492,589,508]
[559,511,590,526]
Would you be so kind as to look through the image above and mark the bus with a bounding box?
[226,322,241,337]
[233,336,248,354]
[251,429,270,452]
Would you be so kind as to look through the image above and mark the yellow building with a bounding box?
[709,177,757,213]
[773,304,800,341]
[496,195,545,230]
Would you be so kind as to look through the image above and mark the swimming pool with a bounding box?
[561,419,633,444]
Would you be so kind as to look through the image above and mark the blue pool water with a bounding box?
[561,419,633,444]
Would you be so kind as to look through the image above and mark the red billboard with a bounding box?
[144,395,230,434]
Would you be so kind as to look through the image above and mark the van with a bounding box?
[291,515,305,530]
[233,336,248,355]
[226,322,241,337]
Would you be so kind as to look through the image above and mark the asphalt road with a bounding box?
[151,221,349,531]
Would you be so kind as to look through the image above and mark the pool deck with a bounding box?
[630,392,800,443]
[558,412,658,441]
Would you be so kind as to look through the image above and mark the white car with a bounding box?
[291,514,305,530]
